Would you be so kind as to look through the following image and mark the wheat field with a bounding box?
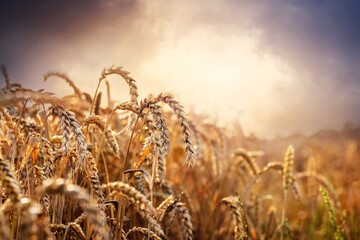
[0,65,359,240]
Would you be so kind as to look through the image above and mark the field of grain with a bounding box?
[0,65,359,239]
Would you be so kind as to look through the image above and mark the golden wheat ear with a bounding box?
[100,66,139,106]
[295,171,337,204]
[125,227,162,240]
[44,72,82,98]
[94,92,102,115]
[63,222,86,240]
[174,201,194,240]
[150,93,196,167]
[140,98,170,185]
[283,144,295,190]
[232,148,260,176]
[90,66,139,115]
[221,196,247,240]
[49,106,87,170]
[104,181,165,237]
[84,114,120,157]
[0,157,22,203]
[0,88,61,107]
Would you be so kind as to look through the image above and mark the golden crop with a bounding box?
[0,65,358,239]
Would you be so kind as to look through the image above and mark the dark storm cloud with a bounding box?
[246,0,360,86]
[237,0,360,130]
[1,0,98,62]
[0,0,138,78]
[2,0,359,86]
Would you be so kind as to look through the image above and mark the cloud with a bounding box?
[1,0,359,137]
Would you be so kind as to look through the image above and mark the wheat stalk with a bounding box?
[18,198,44,240]
[0,210,10,240]
[1,65,11,88]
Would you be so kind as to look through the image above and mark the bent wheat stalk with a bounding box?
[232,148,260,176]
[146,93,196,167]
[44,72,82,98]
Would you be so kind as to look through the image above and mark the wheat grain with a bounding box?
[134,172,149,196]
[188,120,202,158]
[105,80,112,109]
[261,161,284,174]
[105,181,156,215]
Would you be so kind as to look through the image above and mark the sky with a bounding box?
[1,0,360,137]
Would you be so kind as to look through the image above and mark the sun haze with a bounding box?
[1,0,359,137]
